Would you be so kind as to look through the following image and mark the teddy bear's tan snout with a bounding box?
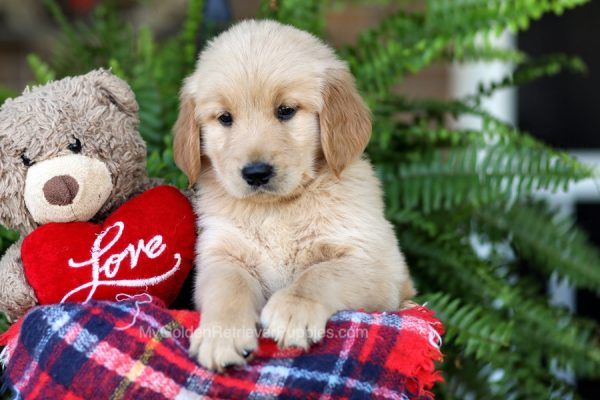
[24,154,113,224]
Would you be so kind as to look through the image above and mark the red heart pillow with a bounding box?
[22,186,196,306]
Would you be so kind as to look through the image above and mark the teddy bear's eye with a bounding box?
[68,137,82,153]
[21,154,35,167]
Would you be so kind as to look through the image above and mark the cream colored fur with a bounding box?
[173,20,416,371]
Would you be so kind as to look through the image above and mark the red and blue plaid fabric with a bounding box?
[1,298,443,399]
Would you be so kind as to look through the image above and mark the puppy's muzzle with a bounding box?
[24,154,113,224]
[242,162,275,187]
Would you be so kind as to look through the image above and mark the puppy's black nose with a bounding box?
[242,162,274,187]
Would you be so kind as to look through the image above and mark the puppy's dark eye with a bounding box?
[68,137,82,153]
[21,154,35,167]
[218,112,233,127]
[276,105,297,121]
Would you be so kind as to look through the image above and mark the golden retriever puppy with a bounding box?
[174,19,415,371]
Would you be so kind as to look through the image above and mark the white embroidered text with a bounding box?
[62,221,181,303]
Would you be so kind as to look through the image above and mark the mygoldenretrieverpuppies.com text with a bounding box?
[139,325,369,341]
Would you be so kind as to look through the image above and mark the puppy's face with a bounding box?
[196,76,322,199]
[174,20,372,200]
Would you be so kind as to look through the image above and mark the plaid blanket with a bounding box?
[1,298,443,399]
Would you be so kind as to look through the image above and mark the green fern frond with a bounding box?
[43,0,85,58]
[0,226,19,255]
[385,145,591,212]
[347,12,444,97]
[421,292,513,360]
[108,58,127,80]
[134,82,164,148]
[428,300,573,397]
[137,27,156,69]
[258,0,326,36]
[403,230,600,377]
[467,54,587,102]
[27,54,57,84]
[0,87,18,104]
[374,96,514,136]
[181,0,204,67]
[476,201,600,293]
[428,0,589,34]
[0,312,9,336]
[444,44,527,64]
[347,0,588,99]
[438,353,508,400]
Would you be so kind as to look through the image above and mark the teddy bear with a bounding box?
[0,69,175,321]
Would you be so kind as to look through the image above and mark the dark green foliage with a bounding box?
[477,201,600,293]
[467,54,587,103]
[0,227,19,256]
[0,313,8,334]
[40,0,206,187]
[1,0,599,398]
[258,0,325,36]
[0,88,17,105]
[0,227,18,342]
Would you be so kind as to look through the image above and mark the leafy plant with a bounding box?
[1,0,599,398]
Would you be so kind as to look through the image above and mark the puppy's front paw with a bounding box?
[260,288,330,350]
[189,315,258,372]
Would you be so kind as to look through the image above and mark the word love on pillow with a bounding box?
[22,186,196,306]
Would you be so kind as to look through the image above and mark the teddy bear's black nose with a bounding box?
[43,175,80,206]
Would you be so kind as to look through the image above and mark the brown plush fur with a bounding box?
[0,69,159,320]
[174,20,416,371]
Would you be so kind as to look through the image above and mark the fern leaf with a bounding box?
[421,292,513,360]
[386,145,591,212]
[0,226,19,255]
[403,230,600,378]
[0,87,18,105]
[27,54,57,84]
[0,312,9,335]
[348,0,589,99]
[467,54,587,103]
[476,201,600,293]
[43,0,85,57]
[181,0,204,67]
[258,0,326,36]
[444,44,527,64]
[108,58,127,80]
[134,83,164,149]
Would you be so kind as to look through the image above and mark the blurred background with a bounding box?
[1,0,599,398]
[0,0,449,95]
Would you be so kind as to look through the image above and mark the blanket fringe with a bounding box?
[0,317,24,368]
[390,305,445,396]
[0,346,9,368]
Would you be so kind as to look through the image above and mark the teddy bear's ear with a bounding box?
[87,69,139,118]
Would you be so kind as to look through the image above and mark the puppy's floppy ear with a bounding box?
[320,67,372,176]
[173,94,202,187]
